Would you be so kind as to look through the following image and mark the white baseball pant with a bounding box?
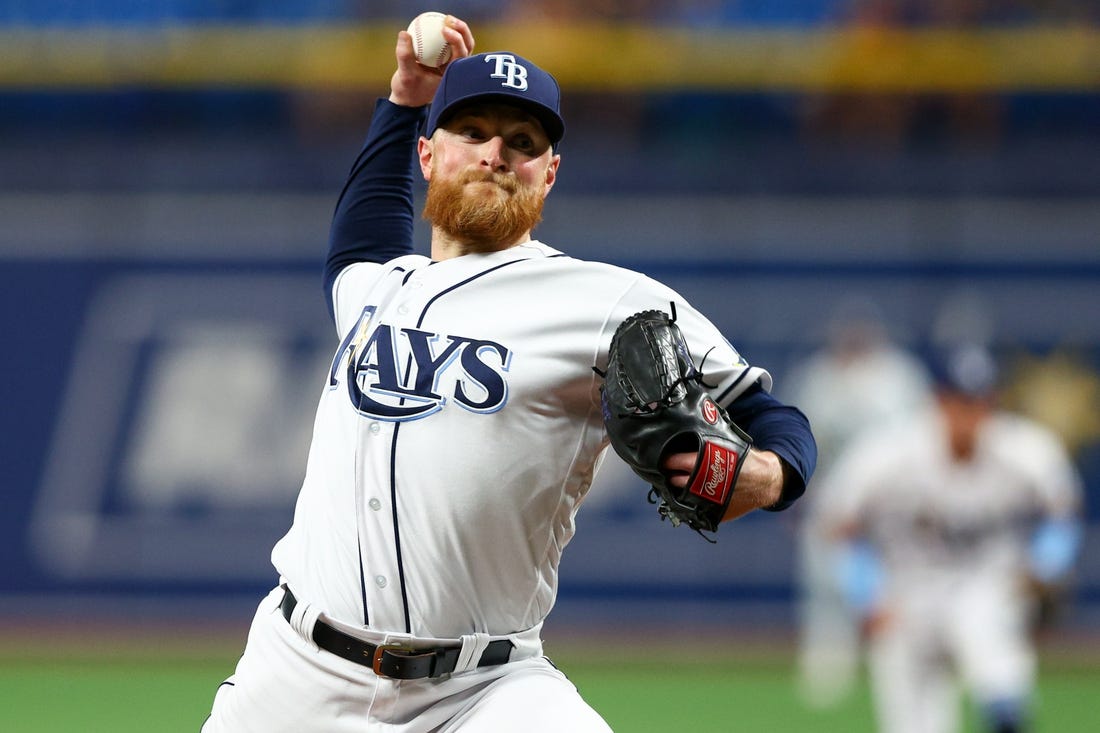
[201,586,613,732]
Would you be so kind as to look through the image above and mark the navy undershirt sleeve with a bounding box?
[725,381,817,512]
[324,99,430,320]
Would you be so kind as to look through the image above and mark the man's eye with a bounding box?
[511,135,535,151]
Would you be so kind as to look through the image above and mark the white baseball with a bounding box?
[407,12,452,69]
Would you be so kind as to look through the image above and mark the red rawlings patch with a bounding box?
[701,398,720,425]
[688,441,740,506]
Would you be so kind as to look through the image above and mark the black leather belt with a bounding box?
[280,586,513,680]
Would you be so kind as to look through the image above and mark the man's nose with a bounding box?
[480,137,508,171]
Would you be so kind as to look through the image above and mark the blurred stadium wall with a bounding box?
[1,2,1098,633]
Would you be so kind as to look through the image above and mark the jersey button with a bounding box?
[375,575,387,588]
[397,305,409,315]
[369,422,381,434]
[368,498,382,511]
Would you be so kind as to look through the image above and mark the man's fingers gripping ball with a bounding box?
[390,14,475,107]
[598,308,753,538]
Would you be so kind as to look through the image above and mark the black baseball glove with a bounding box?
[596,307,752,538]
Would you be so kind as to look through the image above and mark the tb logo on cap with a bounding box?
[485,53,528,91]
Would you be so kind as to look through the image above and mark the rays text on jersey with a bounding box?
[329,306,512,420]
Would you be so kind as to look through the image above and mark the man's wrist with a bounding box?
[735,449,784,509]
[387,93,429,109]
[383,95,429,112]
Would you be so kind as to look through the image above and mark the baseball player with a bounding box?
[820,344,1083,733]
[201,16,816,732]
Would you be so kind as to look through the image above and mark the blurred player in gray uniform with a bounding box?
[820,344,1083,733]
[785,299,932,706]
[201,15,815,732]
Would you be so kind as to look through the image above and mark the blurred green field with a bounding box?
[1,628,1096,732]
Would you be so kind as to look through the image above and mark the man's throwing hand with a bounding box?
[389,15,475,108]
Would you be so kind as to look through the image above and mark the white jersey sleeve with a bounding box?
[984,413,1083,517]
[599,274,771,407]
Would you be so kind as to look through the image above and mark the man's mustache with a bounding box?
[460,170,519,193]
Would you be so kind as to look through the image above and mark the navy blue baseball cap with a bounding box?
[425,52,565,147]
[928,343,999,398]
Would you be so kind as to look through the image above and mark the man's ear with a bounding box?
[417,136,434,181]
[544,154,561,195]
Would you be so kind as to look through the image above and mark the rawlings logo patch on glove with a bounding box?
[690,433,739,506]
[595,307,752,539]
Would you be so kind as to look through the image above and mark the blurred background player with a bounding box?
[784,297,933,706]
[818,343,1084,733]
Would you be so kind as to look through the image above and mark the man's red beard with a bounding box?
[423,169,545,253]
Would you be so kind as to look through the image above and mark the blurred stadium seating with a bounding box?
[1,2,1098,635]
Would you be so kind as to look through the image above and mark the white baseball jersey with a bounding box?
[825,406,1081,591]
[271,240,768,639]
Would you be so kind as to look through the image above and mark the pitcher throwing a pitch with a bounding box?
[201,15,815,732]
